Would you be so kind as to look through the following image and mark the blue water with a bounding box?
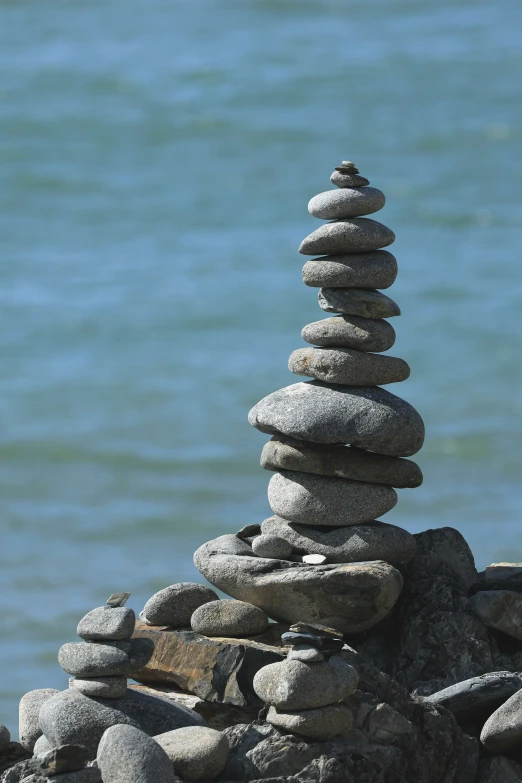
[1,0,521,733]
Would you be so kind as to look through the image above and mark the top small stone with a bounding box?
[336,161,359,173]
[331,161,370,188]
[107,592,131,607]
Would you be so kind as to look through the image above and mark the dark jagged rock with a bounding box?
[477,756,522,782]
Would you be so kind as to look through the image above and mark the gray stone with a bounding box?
[477,756,522,782]
[253,657,358,710]
[281,632,323,649]
[236,524,262,540]
[191,600,269,637]
[268,471,397,526]
[261,435,423,488]
[97,725,176,783]
[251,535,292,560]
[0,725,10,754]
[330,170,369,188]
[19,689,60,753]
[302,314,395,352]
[77,607,135,641]
[249,381,425,457]
[140,583,218,628]
[69,676,127,699]
[57,639,151,678]
[302,554,327,565]
[422,672,522,723]
[308,188,385,220]
[194,534,403,634]
[481,688,522,751]
[288,346,410,386]
[318,287,400,318]
[155,726,229,781]
[33,736,53,757]
[470,590,522,640]
[289,622,343,640]
[262,516,416,569]
[299,218,394,256]
[37,745,90,776]
[106,593,130,608]
[267,703,353,741]
[302,251,397,289]
[287,646,324,663]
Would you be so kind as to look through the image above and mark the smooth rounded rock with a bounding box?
[70,676,128,700]
[331,170,369,188]
[288,346,410,386]
[155,726,229,781]
[140,583,218,628]
[261,435,423,488]
[19,688,60,752]
[253,657,358,710]
[262,516,417,569]
[97,724,176,783]
[249,381,425,456]
[299,218,394,256]
[33,735,54,756]
[267,703,353,740]
[190,599,269,637]
[480,688,522,752]
[308,188,385,220]
[268,471,397,526]
[287,645,324,663]
[0,724,10,754]
[302,251,397,290]
[77,607,135,642]
[194,534,403,634]
[302,315,396,352]
[58,640,150,678]
[470,591,522,640]
[252,535,293,560]
[318,287,400,318]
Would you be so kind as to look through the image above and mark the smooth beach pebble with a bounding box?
[155,726,229,782]
[267,703,353,741]
[302,250,397,290]
[308,187,385,219]
[70,675,128,699]
[302,314,396,352]
[190,599,269,637]
[330,170,370,187]
[299,218,395,256]
[287,644,324,662]
[140,583,218,628]
[288,346,410,385]
[19,687,60,752]
[97,724,176,783]
[253,657,358,710]
[57,639,150,678]
[77,606,135,642]
[252,534,293,560]
[318,287,400,318]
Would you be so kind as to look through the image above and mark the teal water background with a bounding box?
[1,0,521,732]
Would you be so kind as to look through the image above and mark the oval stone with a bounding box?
[288,347,410,386]
[302,315,396,352]
[253,657,358,710]
[267,703,353,741]
[299,218,394,256]
[190,599,269,637]
[248,381,425,457]
[330,171,370,188]
[318,288,400,318]
[308,187,385,220]
[302,251,397,289]
[267,471,397,526]
[141,583,218,628]
[77,606,135,642]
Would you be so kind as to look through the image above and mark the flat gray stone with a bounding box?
[253,657,358,710]
[287,645,324,663]
[422,672,522,722]
[140,583,218,628]
[302,315,396,352]
[268,470,397,526]
[261,435,423,488]
[0,724,10,754]
[299,218,394,255]
[154,726,229,782]
[251,535,293,560]
[194,534,403,634]
[19,689,60,752]
[288,346,410,386]
[106,593,131,608]
[470,591,522,640]
[70,676,127,699]
[77,607,135,642]
[330,170,369,187]
[58,639,151,678]
[249,381,425,457]
[308,188,385,220]
[97,725,176,783]
[267,703,353,740]
[262,516,416,569]
[481,688,522,752]
[191,600,269,637]
[477,756,522,782]
[318,287,400,318]
[302,251,397,289]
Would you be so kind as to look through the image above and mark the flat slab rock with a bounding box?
[299,218,394,256]
[421,671,522,723]
[318,287,401,319]
[302,250,397,290]
[288,346,409,386]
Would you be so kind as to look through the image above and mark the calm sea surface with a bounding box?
[1,0,521,732]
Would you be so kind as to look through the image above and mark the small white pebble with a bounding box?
[302,554,327,565]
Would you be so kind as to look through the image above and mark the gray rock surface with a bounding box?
[57,639,151,678]
[19,689,60,752]
[194,534,403,634]
[253,657,358,710]
[288,346,410,385]
[77,607,135,641]
[262,516,417,569]
[267,703,353,741]
[480,688,522,751]
[261,435,423,488]
[470,590,522,640]
[191,600,269,638]
[318,287,400,318]
[0,725,10,754]
[330,170,369,188]
[251,535,293,560]
[140,583,218,628]
[302,251,397,290]
[477,756,522,782]
[422,671,522,723]
[308,188,385,220]
[33,736,53,756]
[302,314,395,352]
[70,676,127,699]
[155,726,229,781]
[249,381,425,457]
[268,471,397,526]
[97,725,176,783]
[299,218,394,256]
[287,645,324,663]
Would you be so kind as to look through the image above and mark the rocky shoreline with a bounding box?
[2,162,521,783]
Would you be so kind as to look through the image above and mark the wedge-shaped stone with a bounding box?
[470,591,522,640]
[288,346,409,386]
[302,251,397,289]
[268,471,397,526]
[253,657,358,710]
[194,534,403,634]
[302,315,395,352]
[319,287,400,318]
[248,381,425,457]
[308,188,385,220]
[300,218,394,256]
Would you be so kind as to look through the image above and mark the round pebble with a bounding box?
[77,606,135,642]
[191,599,269,638]
[299,218,394,256]
[331,170,370,187]
[302,315,395,353]
[70,676,128,699]
[287,645,324,663]
[140,583,218,628]
[308,187,385,220]
[267,703,353,741]
[302,251,397,290]
[252,534,293,560]
[155,726,229,782]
